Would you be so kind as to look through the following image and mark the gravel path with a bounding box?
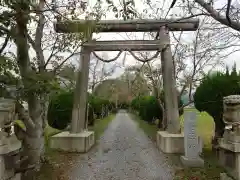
[68,111,175,180]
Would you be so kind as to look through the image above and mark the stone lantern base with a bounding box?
[156,131,184,153]
[12,173,21,180]
[218,135,240,180]
[0,135,22,180]
[218,95,240,180]
[180,155,204,167]
[50,131,95,153]
[220,173,234,180]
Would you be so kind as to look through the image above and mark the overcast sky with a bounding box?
[84,0,240,78]
[1,0,239,80]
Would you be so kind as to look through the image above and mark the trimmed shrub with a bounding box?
[194,66,240,138]
[48,91,113,130]
[131,94,183,124]
[48,90,73,130]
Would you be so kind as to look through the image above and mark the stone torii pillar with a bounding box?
[156,26,185,154]
[50,34,95,153]
[71,45,91,133]
[159,26,180,133]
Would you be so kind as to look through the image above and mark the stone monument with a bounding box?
[219,95,240,180]
[180,111,204,167]
[0,98,21,180]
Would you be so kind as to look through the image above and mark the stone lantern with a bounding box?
[0,98,21,180]
[219,95,240,180]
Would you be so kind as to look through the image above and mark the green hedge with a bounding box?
[47,90,73,130]
[131,95,183,124]
[194,66,240,138]
[47,90,114,130]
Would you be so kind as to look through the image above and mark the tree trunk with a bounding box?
[15,6,45,179]
[21,96,44,180]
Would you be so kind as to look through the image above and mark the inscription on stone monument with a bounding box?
[184,111,200,159]
[180,110,204,167]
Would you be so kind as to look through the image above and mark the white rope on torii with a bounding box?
[92,50,161,63]
[92,51,123,63]
[128,50,160,63]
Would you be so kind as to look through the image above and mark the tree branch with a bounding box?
[0,34,10,54]
[15,101,35,129]
[35,0,46,71]
[195,0,240,31]
[0,25,11,35]
[44,36,59,68]
[53,51,79,73]
[226,0,232,24]
[27,33,35,48]
[179,100,194,111]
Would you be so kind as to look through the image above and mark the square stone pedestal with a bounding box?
[180,156,204,167]
[156,131,184,153]
[220,173,234,180]
[218,138,240,180]
[12,173,21,180]
[50,131,95,153]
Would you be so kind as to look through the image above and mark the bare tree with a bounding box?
[89,52,119,92]
[137,0,239,101]
[121,66,150,99]
[193,0,240,32]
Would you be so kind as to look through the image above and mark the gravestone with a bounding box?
[180,111,204,167]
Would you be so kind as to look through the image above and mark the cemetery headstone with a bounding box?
[180,111,204,167]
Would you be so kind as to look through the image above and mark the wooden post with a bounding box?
[71,45,91,133]
[159,26,180,134]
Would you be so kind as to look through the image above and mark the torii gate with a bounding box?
[50,19,199,153]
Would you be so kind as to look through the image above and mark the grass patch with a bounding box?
[44,125,61,146]
[36,114,115,180]
[129,113,159,141]
[89,114,115,139]
[174,149,225,180]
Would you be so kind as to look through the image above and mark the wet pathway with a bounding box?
[68,111,174,180]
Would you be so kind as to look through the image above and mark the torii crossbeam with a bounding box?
[83,40,166,51]
[55,19,199,33]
